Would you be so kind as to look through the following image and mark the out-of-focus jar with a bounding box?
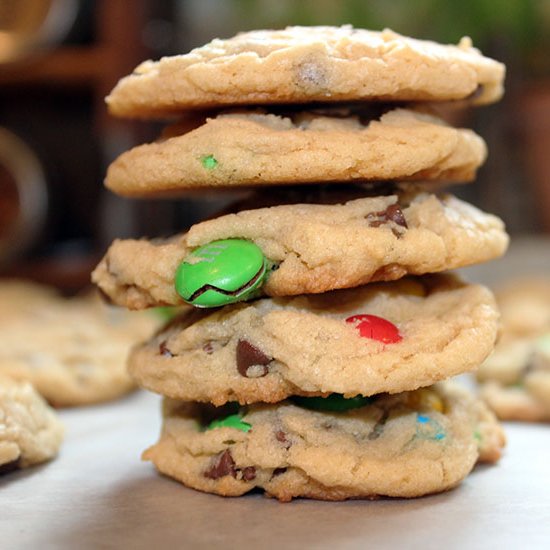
[0,0,78,63]
[0,126,48,264]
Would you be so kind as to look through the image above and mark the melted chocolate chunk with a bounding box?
[203,342,214,355]
[0,457,21,475]
[159,340,173,357]
[366,203,408,238]
[236,339,272,377]
[241,467,256,481]
[366,204,408,231]
[385,204,408,228]
[367,220,385,228]
[272,467,287,478]
[275,430,292,449]
[204,450,237,480]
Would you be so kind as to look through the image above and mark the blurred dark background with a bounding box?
[0,0,549,291]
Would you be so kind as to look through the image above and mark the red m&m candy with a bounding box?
[345,314,402,344]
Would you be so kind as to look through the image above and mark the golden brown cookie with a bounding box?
[0,281,160,407]
[105,108,486,196]
[92,192,508,309]
[0,376,64,473]
[128,275,498,405]
[143,383,505,500]
[477,278,550,421]
[107,26,505,118]
[478,332,550,421]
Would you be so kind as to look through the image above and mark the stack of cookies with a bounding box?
[93,27,509,501]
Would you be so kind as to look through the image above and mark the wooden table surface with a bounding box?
[2,237,549,550]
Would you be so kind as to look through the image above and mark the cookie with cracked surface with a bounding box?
[128,275,498,405]
[0,376,64,473]
[92,192,508,310]
[106,26,505,118]
[143,383,505,501]
[106,108,486,196]
[477,278,550,421]
[0,281,160,407]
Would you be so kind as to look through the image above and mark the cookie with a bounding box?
[0,280,60,314]
[105,108,486,196]
[106,26,505,118]
[92,192,508,309]
[143,383,505,501]
[478,331,550,422]
[490,278,550,337]
[128,275,498,405]
[0,376,64,473]
[477,278,550,421]
[0,281,160,407]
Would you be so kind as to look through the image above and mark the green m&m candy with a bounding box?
[206,414,252,432]
[290,393,373,412]
[175,239,272,308]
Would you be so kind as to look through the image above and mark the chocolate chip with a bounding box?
[204,450,237,480]
[272,467,287,478]
[203,342,214,355]
[241,467,256,481]
[236,339,271,378]
[385,204,408,228]
[366,204,408,234]
[159,340,173,357]
[275,430,291,449]
[0,457,21,475]
[367,219,385,228]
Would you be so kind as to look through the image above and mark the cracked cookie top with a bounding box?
[106,26,505,118]
[143,383,505,500]
[105,108,486,196]
[92,192,508,309]
[128,274,499,405]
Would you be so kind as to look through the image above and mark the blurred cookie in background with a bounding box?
[0,127,49,266]
[0,375,64,474]
[477,278,550,421]
[0,279,161,407]
[0,0,78,63]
